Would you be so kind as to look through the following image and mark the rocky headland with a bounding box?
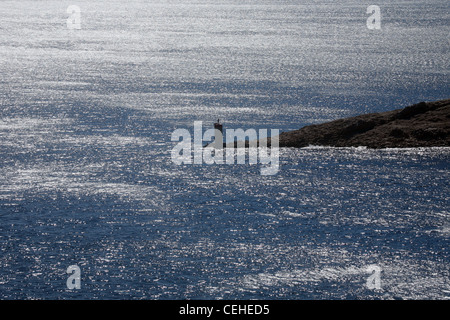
[266,99,450,148]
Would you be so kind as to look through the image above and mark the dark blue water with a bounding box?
[0,0,449,299]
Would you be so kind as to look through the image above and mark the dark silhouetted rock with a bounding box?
[269,99,450,148]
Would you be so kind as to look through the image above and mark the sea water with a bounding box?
[0,0,449,299]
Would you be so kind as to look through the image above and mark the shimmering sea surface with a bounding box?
[0,0,449,299]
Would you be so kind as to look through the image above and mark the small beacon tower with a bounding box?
[213,119,223,148]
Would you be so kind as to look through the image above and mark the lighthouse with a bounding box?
[213,119,223,148]
[214,119,223,134]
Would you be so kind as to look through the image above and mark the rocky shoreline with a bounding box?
[265,99,450,149]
